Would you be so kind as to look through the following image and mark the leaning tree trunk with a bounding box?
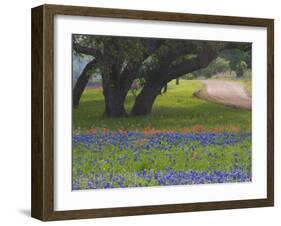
[131,82,163,116]
[131,49,219,116]
[73,59,96,108]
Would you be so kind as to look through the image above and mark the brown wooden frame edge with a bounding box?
[31,4,274,221]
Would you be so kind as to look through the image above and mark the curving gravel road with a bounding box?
[194,80,251,110]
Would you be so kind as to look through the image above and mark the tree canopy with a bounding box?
[72,34,251,117]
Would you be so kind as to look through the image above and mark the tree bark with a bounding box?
[131,82,163,116]
[102,65,130,117]
[103,84,127,117]
[73,59,96,108]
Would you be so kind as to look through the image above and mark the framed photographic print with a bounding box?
[31,4,274,221]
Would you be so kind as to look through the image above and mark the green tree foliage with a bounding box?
[235,60,248,78]
[73,34,146,76]
[220,48,251,77]
[188,57,230,78]
[183,47,252,79]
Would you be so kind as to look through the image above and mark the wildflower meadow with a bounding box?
[72,80,252,190]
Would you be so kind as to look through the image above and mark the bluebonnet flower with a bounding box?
[88,180,94,189]
[73,130,251,190]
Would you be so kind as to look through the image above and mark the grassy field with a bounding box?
[73,80,251,132]
[72,79,252,190]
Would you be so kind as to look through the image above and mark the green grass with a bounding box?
[73,80,251,131]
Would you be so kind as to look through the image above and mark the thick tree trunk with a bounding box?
[131,82,163,116]
[102,73,128,117]
[73,60,96,108]
[103,87,127,117]
[176,78,180,85]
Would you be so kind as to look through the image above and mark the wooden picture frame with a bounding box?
[31,4,274,221]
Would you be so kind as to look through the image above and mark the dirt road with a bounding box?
[194,80,251,110]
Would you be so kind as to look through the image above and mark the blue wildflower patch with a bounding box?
[72,131,251,190]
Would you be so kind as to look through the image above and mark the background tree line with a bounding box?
[183,48,251,79]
